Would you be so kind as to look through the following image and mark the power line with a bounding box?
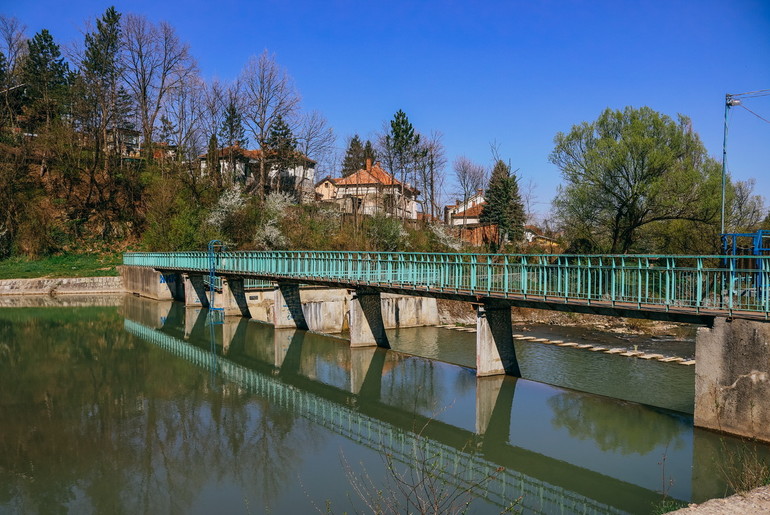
[729,88,770,99]
[739,103,770,124]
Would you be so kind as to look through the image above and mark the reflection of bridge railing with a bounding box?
[124,251,770,319]
[124,319,621,514]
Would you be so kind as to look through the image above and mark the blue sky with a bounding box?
[5,0,770,219]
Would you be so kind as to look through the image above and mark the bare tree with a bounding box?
[122,14,196,159]
[295,110,335,197]
[415,131,446,220]
[0,16,27,129]
[729,178,766,232]
[163,73,206,160]
[240,50,300,199]
[453,156,487,229]
[201,78,226,142]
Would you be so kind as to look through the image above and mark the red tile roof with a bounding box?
[452,202,486,218]
[333,161,418,194]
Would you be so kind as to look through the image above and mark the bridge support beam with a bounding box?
[476,302,520,377]
[349,289,390,348]
[220,276,251,318]
[273,282,309,329]
[695,317,770,442]
[182,273,209,307]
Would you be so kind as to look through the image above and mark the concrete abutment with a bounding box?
[695,317,770,443]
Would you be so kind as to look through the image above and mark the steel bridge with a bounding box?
[124,251,770,323]
[124,318,638,514]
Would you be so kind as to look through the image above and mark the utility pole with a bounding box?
[720,88,770,236]
[721,94,741,235]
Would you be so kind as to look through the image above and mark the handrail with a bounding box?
[123,251,770,318]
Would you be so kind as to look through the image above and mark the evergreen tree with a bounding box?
[363,139,376,164]
[480,160,525,250]
[218,100,246,187]
[265,115,297,191]
[21,29,70,129]
[157,115,175,144]
[266,115,297,165]
[341,135,364,176]
[218,99,246,148]
[206,133,222,189]
[382,109,422,217]
[79,7,124,170]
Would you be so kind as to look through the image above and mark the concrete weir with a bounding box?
[695,317,770,442]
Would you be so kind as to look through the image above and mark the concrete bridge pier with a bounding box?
[695,317,770,442]
[349,289,390,348]
[273,282,309,330]
[476,302,521,377]
[220,276,251,318]
[182,273,209,308]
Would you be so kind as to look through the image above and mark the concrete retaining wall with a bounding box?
[0,276,124,296]
[695,317,770,442]
[118,265,182,301]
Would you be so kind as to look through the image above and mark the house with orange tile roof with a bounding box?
[316,159,420,219]
[199,143,316,198]
[444,189,486,226]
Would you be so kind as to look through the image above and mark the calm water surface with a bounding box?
[0,296,766,514]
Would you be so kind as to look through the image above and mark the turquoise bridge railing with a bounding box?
[124,251,770,319]
[124,319,623,514]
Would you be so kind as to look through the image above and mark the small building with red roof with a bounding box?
[316,159,420,219]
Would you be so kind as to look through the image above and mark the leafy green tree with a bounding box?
[21,29,70,129]
[480,160,525,249]
[550,106,722,253]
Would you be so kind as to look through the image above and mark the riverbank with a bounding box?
[672,485,770,514]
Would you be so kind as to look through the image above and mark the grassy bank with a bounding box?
[0,253,122,280]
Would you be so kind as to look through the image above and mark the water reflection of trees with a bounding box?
[547,392,688,455]
[0,310,322,513]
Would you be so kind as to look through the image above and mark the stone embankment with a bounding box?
[0,276,124,296]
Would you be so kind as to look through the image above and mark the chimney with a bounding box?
[477,188,483,196]
[366,158,372,171]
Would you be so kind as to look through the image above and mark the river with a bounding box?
[0,295,766,514]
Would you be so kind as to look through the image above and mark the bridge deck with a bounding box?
[124,251,770,322]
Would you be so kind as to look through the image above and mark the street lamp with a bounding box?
[721,94,742,235]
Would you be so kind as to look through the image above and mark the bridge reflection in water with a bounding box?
[119,297,754,514]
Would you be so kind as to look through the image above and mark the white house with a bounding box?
[199,144,316,198]
[316,159,420,219]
